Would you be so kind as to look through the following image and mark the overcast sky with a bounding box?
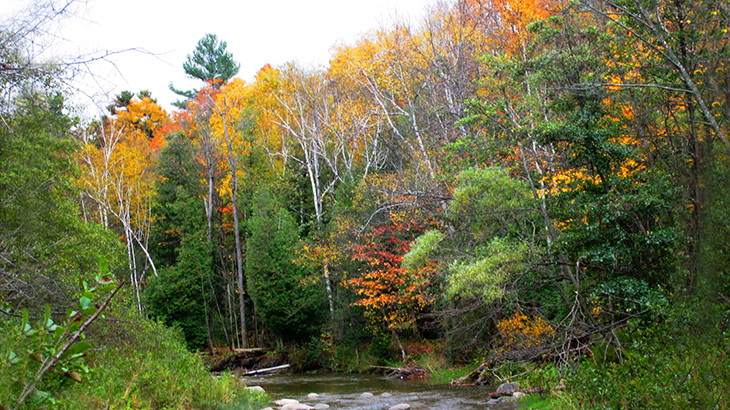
[2,0,433,115]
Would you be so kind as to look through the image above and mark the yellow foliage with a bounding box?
[497,311,555,354]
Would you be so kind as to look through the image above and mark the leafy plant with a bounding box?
[0,275,123,409]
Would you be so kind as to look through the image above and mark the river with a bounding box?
[246,373,521,409]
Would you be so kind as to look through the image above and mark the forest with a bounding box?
[2,0,730,408]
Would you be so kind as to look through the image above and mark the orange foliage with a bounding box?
[344,214,435,332]
[497,311,555,354]
[113,96,172,152]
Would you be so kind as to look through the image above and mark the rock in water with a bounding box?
[313,404,330,409]
[246,385,265,393]
[496,382,520,394]
[307,393,320,399]
[281,404,314,410]
[381,392,393,397]
[274,399,300,406]
[389,404,411,410]
[359,392,375,399]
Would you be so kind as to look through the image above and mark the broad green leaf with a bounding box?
[69,321,81,333]
[71,341,92,355]
[54,325,66,340]
[99,283,116,292]
[82,306,98,316]
[7,350,19,364]
[79,296,92,311]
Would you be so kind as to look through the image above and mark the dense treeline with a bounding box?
[0,2,266,409]
[3,0,730,408]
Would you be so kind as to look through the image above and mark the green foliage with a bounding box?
[402,230,444,272]
[0,274,119,409]
[145,195,213,349]
[446,237,528,301]
[146,133,216,349]
[588,277,668,323]
[150,133,206,268]
[556,321,730,409]
[368,334,394,366]
[59,308,268,410]
[170,33,240,107]
[183,34,240,85]
[144,239,213,349]
[246,186,326,343]
[450,167,535,240]
[0,90,125,307]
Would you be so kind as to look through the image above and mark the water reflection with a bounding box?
[248,373,520,409]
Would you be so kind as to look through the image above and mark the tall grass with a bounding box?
[57,308,268,410]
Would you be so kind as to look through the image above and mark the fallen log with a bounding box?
[242,364,290,376]
[450,361,494,386]
[233,348,266,353]
[371,365,428,379]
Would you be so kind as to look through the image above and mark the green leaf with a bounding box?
[71,341,92,355]
[54,325,66,340]
[98,255,108,276]
[99,283,116,292]
[7,350,19,365]
[79,296,92,311]
[82,306,98,316]
[44,304,51,325]
[69,321,81,333]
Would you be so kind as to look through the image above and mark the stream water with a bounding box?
[247,373,521,409]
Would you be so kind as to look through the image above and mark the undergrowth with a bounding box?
[57,306,268,410]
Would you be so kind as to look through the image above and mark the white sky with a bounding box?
[2,0,433,115]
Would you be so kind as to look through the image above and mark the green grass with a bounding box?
[520,393,557,409]
[57,308,269,410]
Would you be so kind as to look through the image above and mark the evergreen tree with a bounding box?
[169,33,240,108]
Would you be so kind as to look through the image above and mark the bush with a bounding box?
[553,320,730,409]
[58,307,268,410]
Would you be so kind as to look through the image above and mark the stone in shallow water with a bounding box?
[281,403,314,410]
[359,392,375,399]
[307,393,321,399]
[389,404,411,410]
[274,399,300,406]
[259,408,274,410]
[246,385,266,393]
[313,404,330,409]
[496,382,520,394]
[381,392,393,397]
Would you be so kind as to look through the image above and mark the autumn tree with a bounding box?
[346,209,436,361]
[78,92,170,310]
[206,79,255,347]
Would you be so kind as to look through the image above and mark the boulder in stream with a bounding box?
[281,403,313,410]
[358,392,375,399]
[246,385,266,393]
[496,382,520,394]
[389,404,411,410]
[313,404,330,409]
[306,393,320,399]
